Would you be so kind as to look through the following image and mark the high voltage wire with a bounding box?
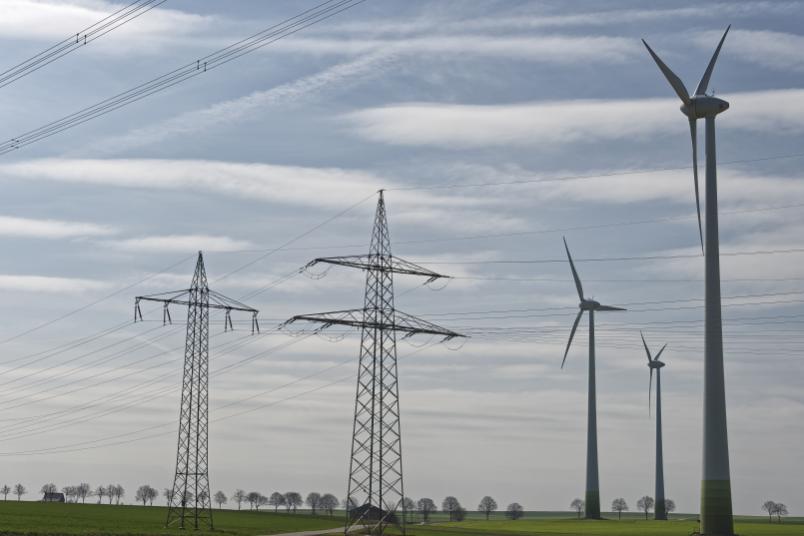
[0,0,166,89]
[0,331,270,439]
[0,0,368,155]
[385,151,804,192]
[412,246,804,266]
[0,340,439,457]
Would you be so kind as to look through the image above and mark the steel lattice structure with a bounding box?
[283,191,464,536]
[134,252,259,530]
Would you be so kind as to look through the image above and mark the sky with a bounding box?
[0,0,801,517]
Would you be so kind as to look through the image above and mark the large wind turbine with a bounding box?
[642,27,734,535]
[641,332,668,521]
[561,237,625,519]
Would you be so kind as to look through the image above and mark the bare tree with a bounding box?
[762,501,777,523]
[637,496,655,520]
[401,497,415,522]
[14,484,26,501]
[418,498,436,522]
[257,494,269,511]
[454,506,467,522]
[284,492,302,513]
[442,496,461,521]
[233,489,246,510]
[306,492,322,515]
[112,484,125,505]
[478,496,498,520]
[268,492,285,512]
[76,483,91,504]
[663,499,676,515]
[95,486,107,504]
[136,485,158,506]
[163,488,175,507]
[774,503,788,523]
[570,498,584,519]
[611,498,628,520]
[41,483,57,497]
[107,484,115,504]
[1,485,10,501]
[61,486,76,503]
[321,494,339,516]
[247,491,261,510]
[506,503,524,520]
[214,491,227,509]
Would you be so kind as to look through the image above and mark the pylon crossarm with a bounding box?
[307,255,450,281]
[282,309,465,340]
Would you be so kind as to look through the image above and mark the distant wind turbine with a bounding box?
[561,237,625,520]
[641,332,668,521]
[642,26,735,536]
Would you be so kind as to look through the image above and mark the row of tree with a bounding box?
[762,501,789,523]
[569,497,676,520]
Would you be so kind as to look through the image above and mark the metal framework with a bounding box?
[134,252,259,530]
[283,191,464,536]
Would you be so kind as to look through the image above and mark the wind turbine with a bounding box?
[641,332,668,521]
[642,27,735,536]
[561,237,625,520]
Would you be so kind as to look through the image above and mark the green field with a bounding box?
[0,502,800,536]
[396,515,804,536]
[0,501,343,535]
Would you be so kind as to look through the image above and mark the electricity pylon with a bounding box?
[134,251,259,530]
[283,191,464,536]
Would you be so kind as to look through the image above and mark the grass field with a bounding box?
[0,502,800,536]
[395,515,804,536]
[0,501,343,535]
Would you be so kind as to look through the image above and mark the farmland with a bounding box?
[0,502,801,536]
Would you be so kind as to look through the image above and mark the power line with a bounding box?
[0,0,166,89]
[0,0,368,155]
[385,151,804,192]
[412,246,804,265]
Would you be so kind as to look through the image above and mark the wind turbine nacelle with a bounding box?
[648,360,666,369]
[581,299,600,310]
[681,96,729,119]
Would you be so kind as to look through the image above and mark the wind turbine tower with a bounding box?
[642,27,734,535]
[561,237,625,519]
[641,332,668,520]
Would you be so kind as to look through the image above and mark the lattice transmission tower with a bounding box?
[283,191,464,536]
[134,252,259,530]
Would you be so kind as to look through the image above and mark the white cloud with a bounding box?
[93,51,400,154]
[0,274,108,293]
[109,234,253,253]
[0,215,115,238]
[698,29,804,73]
[345,89,804,149]
[278,34,637,63]
[0,0,214,51]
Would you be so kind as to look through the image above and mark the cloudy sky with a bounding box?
[0,0,802,517]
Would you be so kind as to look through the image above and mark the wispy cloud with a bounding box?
[344,89,804,149]
[0,215,115,238]
[699,29,804,73]
[108,234,254,253]
[92,51,399,154]
[0,274,109,293]
[0,0,215,52]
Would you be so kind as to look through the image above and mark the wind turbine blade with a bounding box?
[695,25,731,96]
[690,119,704,254]
[562,310,583,369]
[640,331,652,363]
[596,305,626,311]
[649,368,654,416]
[655,343,668,361]
[563,237,584,300]
[642,39,690,104]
